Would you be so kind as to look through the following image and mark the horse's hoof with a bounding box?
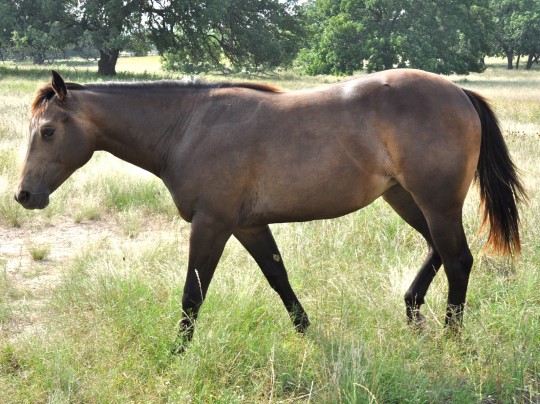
[171,320,195,354]
[171,340,187,355]
[294,314,310,334]
[444,319,463,337]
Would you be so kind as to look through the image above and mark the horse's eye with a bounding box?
[41,127,55,139]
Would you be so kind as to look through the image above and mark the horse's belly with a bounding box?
[250,173,395,224]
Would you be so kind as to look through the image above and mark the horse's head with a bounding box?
[15,71,95,209]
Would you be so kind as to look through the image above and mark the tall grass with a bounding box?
[0,58,539,402]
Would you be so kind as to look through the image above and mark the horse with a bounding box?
[15,70,525,350]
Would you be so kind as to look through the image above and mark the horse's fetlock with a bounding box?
[404,291,424,308]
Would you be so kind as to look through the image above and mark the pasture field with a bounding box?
[0,57,539,403]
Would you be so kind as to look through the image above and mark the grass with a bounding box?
[0,260,13,325]
[28,243,51,261]
[0,57,539,402]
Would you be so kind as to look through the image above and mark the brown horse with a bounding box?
[15,70,525,349]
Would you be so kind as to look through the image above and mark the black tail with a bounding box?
[463,89,527,256]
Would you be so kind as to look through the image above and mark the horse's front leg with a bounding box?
[175,215,232,352]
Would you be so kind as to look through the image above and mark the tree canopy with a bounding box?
[296,0,495,75]
[0,0,538,75]
[490,0,540,69]
[147,0,305,73]
[0,0,76,64]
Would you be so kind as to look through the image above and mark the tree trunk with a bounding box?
[98,49,120,76]
[525,54,537,70]
[506,51,513,69]
[33,52,45,65]
[516,54,521,69]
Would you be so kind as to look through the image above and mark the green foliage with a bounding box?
[153,0,305,73]
[0,0,151,74]
[1,0,75,64]
[490,0,540,69]
[298,0,493,75]
[2,0,305,75]
[296,13,367,75]
[0,1,16,54]
[79,0,151,75]
[3,0,539,75]
[398,0,493,74]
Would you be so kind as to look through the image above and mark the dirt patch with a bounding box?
[1,219,118,278]
[1,215,190,342]
[1,219,119,341]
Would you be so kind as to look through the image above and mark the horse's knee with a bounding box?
[427,246,442,267]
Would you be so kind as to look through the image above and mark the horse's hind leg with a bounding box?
[234,225,310,332]
[383,185,442,325]
[422,207,473,330]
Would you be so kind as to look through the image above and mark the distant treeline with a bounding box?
[0,0,538,76]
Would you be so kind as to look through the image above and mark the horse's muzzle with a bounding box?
[14,189,50,209]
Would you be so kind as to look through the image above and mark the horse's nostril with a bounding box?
[16,190,30,204]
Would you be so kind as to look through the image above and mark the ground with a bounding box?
[1,219,116,340]
[1,216,184,343]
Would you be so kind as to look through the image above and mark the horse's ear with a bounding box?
[51,70,67,101]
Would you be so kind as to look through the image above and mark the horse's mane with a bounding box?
[81,79,282,93]
[31,82,85,115]
[32,79,281,115]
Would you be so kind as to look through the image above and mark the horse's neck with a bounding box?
[84,90,192,177]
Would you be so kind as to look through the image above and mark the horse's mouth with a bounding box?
[14,190,50,210]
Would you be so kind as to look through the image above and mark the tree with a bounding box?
[73,0,148,75]
[0,0,148,74]
[398,0,493,74]
[490,0,540,69]
[0,0,17,60]
[147,0,305,73]
[297,0,492,75]
[2,0,75,64]
[0,0,305,75]
[512,2,540,69]
[522,20,540,69]
[490,0,525,69]
[295,0,368,75]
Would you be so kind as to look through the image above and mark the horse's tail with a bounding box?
[463,88,527,256]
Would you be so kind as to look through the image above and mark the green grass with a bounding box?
[0,57,539,403]
[0,260,13,326]
[28,243,51,261]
